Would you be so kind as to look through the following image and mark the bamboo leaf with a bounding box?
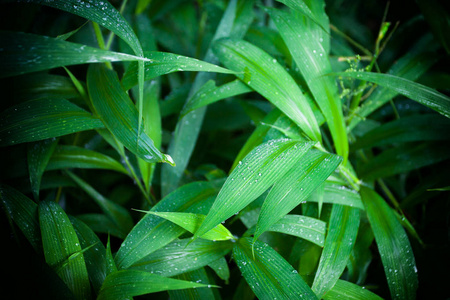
[213,38,321,142]
[312,205,360,298]
[69,216,107,294]
[208,257,230,283]
[0,98,104,147]
[335,71,450,119]
[308,181,364,209]
[194,139,315,240]
[169,268,217,300]
[130,238,233,277]
[87,64,174,165]
[161,0,241,197]
[20,0,143,56]
[267,7,348,160]
[137,211,235,241]
[27,138,59,200]
[360,187,418,300]
[323,279,383,300]
[97,269,214,300]
[114,180,220,269]
[0,184,42,253]
[39,201,91,300]
[0,31,147,78]
[254,149,342,241]
[246,214,326,247]
[233,238,317,300]
[46,145,128,174]
[122,52,237,90]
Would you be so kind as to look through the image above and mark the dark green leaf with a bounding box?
[0,98,103,147]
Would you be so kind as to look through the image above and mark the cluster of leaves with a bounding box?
[1,0,449,299]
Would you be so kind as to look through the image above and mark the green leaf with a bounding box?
[180,79,252,117]
[0,184,41,253]
[208,257,230,283]
[360,187,418,300]
[267,7,348,160]
[0,98,104,147]
[308,181,364,209]
[323,279,383,300]
[39,201,91,300]
[114,180,220,269]
[194,139,314,239]
[97,269,214,300]
[254,149,342,241]
[213,38,321,142]
[69,216,107,294]
[169,268,217,300]
[46,145,128,174]
[122,52,236,90]
[161,0,241,197]
[66,171,134,239]
[28,138,59,200]
[233,238,317,300]
[352,114,450,150]
[0,31,147,78]
[312,205,360,298]
[360,142,450,181]
[21,0,143,56]
[130,238,233,277]
[347,50,438,130]
[335,71,450,119]
[246,214,326,247]
[87,64,174,165]
[138,211,235,241]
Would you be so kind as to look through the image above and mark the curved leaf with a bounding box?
[39,201,91,300]
[335,71,450,119]
[324,279,383,300]
[213,38,321,142]
[46,145,128,174]
[0,31,147,79]
[233,238,317,300]
[312,205,360,298]
[131,238,233,277]
[360,187,418,300]
[87,64,174,165]
[0,98,103,147]
[194,139,315,239]
[97,269,213,300]
[254,149,342,240]
[122,52,236,90]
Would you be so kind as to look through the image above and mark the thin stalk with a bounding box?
[92,22,113,70]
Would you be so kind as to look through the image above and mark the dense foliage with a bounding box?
[1,0,449,299]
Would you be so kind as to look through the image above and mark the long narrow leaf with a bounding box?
[39,201,91,300]
[335,71,450,118]
[233,238,317,300]
[130,238,233,277]
[267,7,348,160]
[0,31,147,78]
[46,145,128,175]
[324,279,383,300]
[122,52,236,90]
[27,138,59,200]
[87,64,174,165]
[98,269,213,300]
[360,187,418,300]
[115,180,220,269]
[0,98,104,147]
[213,38,321,142]
[312,205,360,298]
[254,149,342,241]
[194,139,314,239]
